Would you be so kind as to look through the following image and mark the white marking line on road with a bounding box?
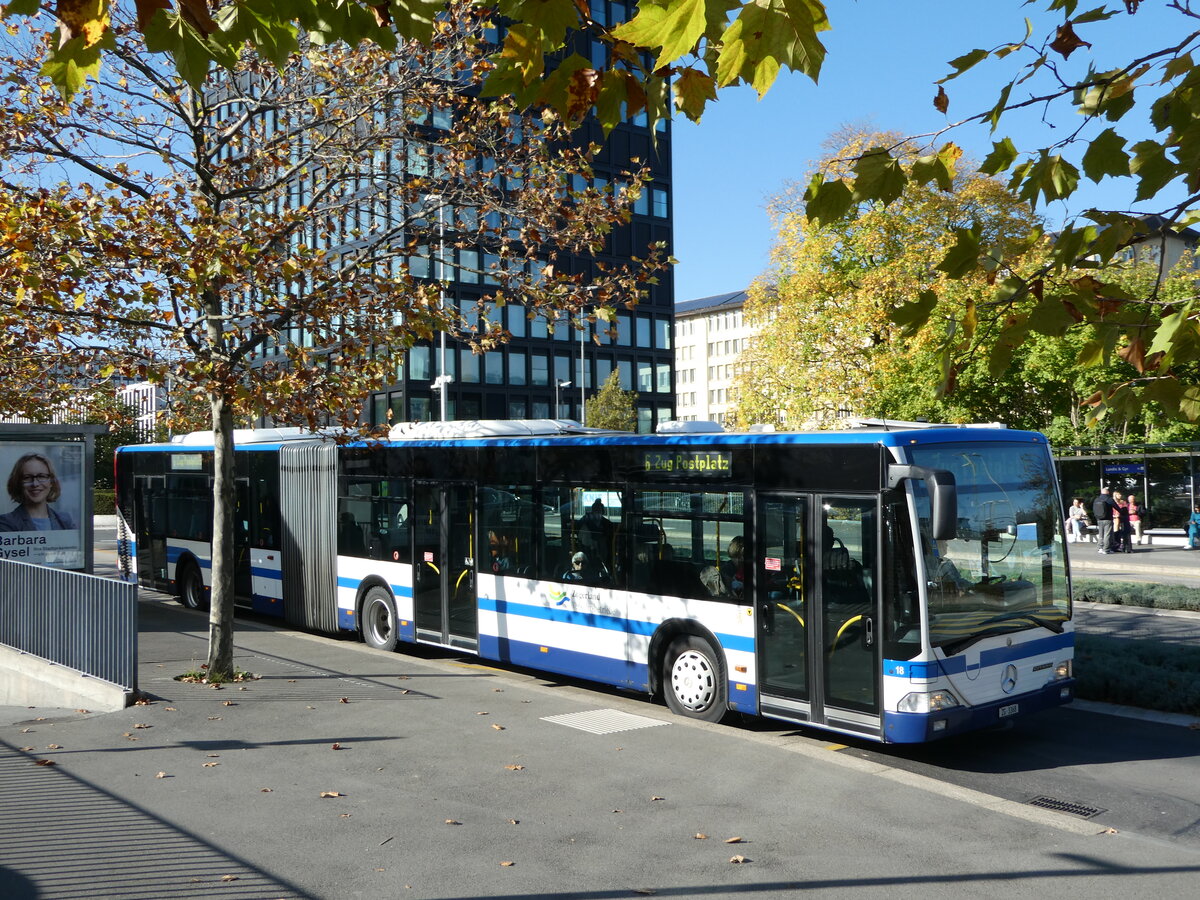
[541,708,671,735]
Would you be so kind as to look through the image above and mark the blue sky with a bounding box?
[669,0,1185,303]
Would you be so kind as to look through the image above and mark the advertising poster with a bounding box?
[0,441,86,569]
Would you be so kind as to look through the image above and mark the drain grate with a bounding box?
[541,708,671,735]
[1028,796,1107,819]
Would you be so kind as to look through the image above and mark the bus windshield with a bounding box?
[908,441,1070,655]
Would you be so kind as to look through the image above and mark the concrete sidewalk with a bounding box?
[1066,540,1200,585]
[6,595,1200,898]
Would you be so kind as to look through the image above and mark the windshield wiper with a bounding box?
[937,611,1065,657]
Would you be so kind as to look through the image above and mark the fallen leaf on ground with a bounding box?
[492,724,505,731]
[650,796,664,801]
[729,855,749,864]
[221,701,236,707]
[155,771,168,778]
[476,711,489,715]
[164,707,177,711]
[500,861,514,867]
[260,788,273,793]
[331,743,342,750]
[504,764,524,770]
[724,837,744,844]
[19,728,32,734]
[319,791,343,798]
[34,759,56,767]
[220,875,238,882]
[507,819,519,825]
[46,744,61,750]
[133,723,151,729]
[694,833,708,840]
[339,697,350,703]
[203,762,219,767]
[75,709,89,713]
[207,716,222,720]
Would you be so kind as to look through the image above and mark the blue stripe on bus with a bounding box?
[884,631,1074,679]
[478,596,755,654]
[479,633,651,690]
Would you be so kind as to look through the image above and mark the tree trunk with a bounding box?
[206,392,237,678]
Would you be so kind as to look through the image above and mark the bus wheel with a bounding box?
[177,560,209,611]
[663,635,727,723]
[361,587,399,652]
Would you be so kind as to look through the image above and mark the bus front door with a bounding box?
[413,482,478,651]
[757,494,881,739]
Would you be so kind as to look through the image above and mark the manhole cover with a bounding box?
[541,708,671,735]
[1028,796,1107,819]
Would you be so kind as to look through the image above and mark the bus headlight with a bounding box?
[1054,660,1072,680]
[897,690,961,714]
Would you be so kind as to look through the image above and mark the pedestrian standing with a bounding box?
[1112,490,1132,552]
[1128,494,1145,546]
[1091,487,1118,555]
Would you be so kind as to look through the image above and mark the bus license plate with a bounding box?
[998,703,1019,718]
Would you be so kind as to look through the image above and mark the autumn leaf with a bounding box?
[504,764,525,770]
[34,759,56,766]
[331,743,342,750]
[492,724,505,731]
[933,85,949,114]
[729,855,749,864]
[319,791,343,798]
[694,833,708,840]
[133,723,151,729]
[724,836,745,844]
[445,819,462,825]
[500,861,515,867]
[155,771,168,778]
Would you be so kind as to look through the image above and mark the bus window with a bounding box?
[481,485,536,576]
[627,489,748,600]
[339,477,409,562]
[166,474,211,540]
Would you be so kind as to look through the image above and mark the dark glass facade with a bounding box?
[370,6,675,430]
[1055,447,1200,530]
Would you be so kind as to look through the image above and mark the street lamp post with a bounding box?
[580,284,601,426]
[555,380,572,419]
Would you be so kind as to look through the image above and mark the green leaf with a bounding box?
[673,68,717,121]
[40,32,109,98]
[911,143,960,191]
[939,48,988,83]
[1130,140,1177,201]
[1016,152,1080,206]
[851,147,907,205]
[890,290,938,335]
[1147,309,1191,357]
[803,174,853,226]
[936,226,982,278]
[1180,386,1200,422]
[612,0,709,71]
[979,137,1018,175]
[716,0,829,93]
[496,0,579,45]
[1026,295,1078,337]
[1081,128,1129,182]
[2,0,41,16]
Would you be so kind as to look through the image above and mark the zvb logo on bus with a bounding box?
[550,587,599,607]
[642,451,732,474]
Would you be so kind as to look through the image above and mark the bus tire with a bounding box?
[662,635,727,723]
[360,586,399,653]
[177,559,208,611]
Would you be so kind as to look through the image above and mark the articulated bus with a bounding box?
[114,419,1074,743]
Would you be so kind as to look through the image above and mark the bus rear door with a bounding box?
[413,482,478,651]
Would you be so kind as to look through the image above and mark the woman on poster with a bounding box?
[0,452,77,532]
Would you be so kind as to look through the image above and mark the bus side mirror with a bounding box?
[888,465,958,542]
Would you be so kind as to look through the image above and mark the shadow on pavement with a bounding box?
[0,740,316,900]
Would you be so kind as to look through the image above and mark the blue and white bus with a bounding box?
[115,419,1074,743]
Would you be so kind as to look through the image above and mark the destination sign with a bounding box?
[641,450,733,478]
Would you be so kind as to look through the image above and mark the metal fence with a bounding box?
[0,559,137,692]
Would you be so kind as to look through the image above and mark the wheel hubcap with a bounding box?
[368,601,391,642]
[671,650,715,711]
